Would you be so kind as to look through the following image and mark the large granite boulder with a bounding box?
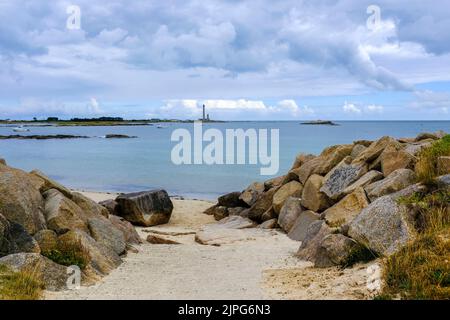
[320,157,368,200]
[322,187,369,227]
[87,217,127,255]
[72,192,109,218]
[218,191,248,208]
[108,215,142,245]
[239,182,265,207]
[314,144,353,175]
[301,174,332,212]
[116,190,173,227]
[296,220,334,263]
[247,186,279,221]
[0,165,46,235]
[277,197,302,232]
[364,168,416,201]
[30,169,73,199]
[351,144,367,158]
[342,170,384,195]
[287,210,320,241]
[352,136,396,163]
[263,175,285,190]
[258,218,278,229]
[380,142,416,176]
[99,199,120,216]
[296,157,324,184]
[0,214,40,257]
[0,253,70,291]
[43,189,88,235]
[348,195,416,256]
[290,153,316,170]
[213,206,229,221]
[272,181,303,214]
[58,230,122,275]
[315,234,361,268]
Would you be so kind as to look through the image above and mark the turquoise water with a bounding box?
[0,121,449,200]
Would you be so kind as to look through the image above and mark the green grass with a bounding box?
[415,135,450,184]
[0,265,44,300]
[42,239,90,270]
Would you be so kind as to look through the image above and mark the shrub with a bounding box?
[42,239,90,270]
[0,265,44,300]
[415,135,450,184]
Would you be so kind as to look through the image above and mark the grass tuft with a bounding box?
[42,239,90,270]
[415,135,450,185]
[0,264,44,300]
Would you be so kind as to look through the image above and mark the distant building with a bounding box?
[202,104,206,121]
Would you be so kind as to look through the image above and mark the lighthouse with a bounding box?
[202,104,206,121]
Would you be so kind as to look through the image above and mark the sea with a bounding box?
[1,121,449,200]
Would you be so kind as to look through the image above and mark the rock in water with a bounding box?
[0,253,70,291]
[348,195,416,256]
[116,190,173,227]
[288,210,320,241]
[277,197,303,232]
[0,165,46,235]
[364,168,416,201]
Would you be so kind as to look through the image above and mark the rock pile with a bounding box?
[0,160,174,291]
[206,131,450,267]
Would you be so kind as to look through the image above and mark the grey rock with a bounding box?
[277,197,303,232]
[88,217,127,255]
[365,168,416,201]
[287,210,320,241]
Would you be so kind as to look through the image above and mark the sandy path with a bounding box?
[47,192,376,300]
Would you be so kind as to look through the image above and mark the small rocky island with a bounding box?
[300,120,339,126]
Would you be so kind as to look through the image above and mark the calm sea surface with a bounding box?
[1,121,449,200]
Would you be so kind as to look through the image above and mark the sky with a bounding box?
[0,0,450,121]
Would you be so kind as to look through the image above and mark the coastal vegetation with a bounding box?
[41,239,90,270]
[0,264,44,300]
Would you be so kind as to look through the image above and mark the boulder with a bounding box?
[264,175,285,190]
[415,132,439,142]
[350,144,367,158]
[218,191,247,208]
[33,229,58,253]
[353,136,396,163]
[213,206,229,221]
[287,210,320,241]
[58,230,122,275]
[108,215,142,245]
[353,140,373,147]
[30,170,73,199]
[0,215,40,257]
[314,144,353,175]
[342,170,384,195]
[0,253,70,291]
[87,218,126,255]
[348,195,416,256]
[437,174,450,187]
[239,182,265,207]
[261,207,277,222]
[99,199,120,216]
[72,192,109,218]
[247,187,279,221]
[215,215,257,229]
[272,181,303,214]
[0,165,46,235]
[227,207,246,216]
[146,234,180,244]
[301,174,332,212]
[290,153,316,170]
[43,189,88,235]
[380,143,416,176]
[404,141,433,156]
[277,197,303,232]
[320,157,368,200]
[315,234,361,268]
[0,158,6,165]
[116,190,173,227]
[437,156,450,175]
[296,157,323,184]
[296,221,334,263]
[322,187,369,227]
[258,218,278,229]
[365,169,416,202]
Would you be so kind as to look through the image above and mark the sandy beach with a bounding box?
[45,191,378,300]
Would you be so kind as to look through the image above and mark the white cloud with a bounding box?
[410,90,450,113]
[343,102,362,114]
[366,105,384,113]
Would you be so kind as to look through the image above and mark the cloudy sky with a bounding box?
[1,0,450,120]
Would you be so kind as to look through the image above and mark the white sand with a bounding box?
[46,192,378,300]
